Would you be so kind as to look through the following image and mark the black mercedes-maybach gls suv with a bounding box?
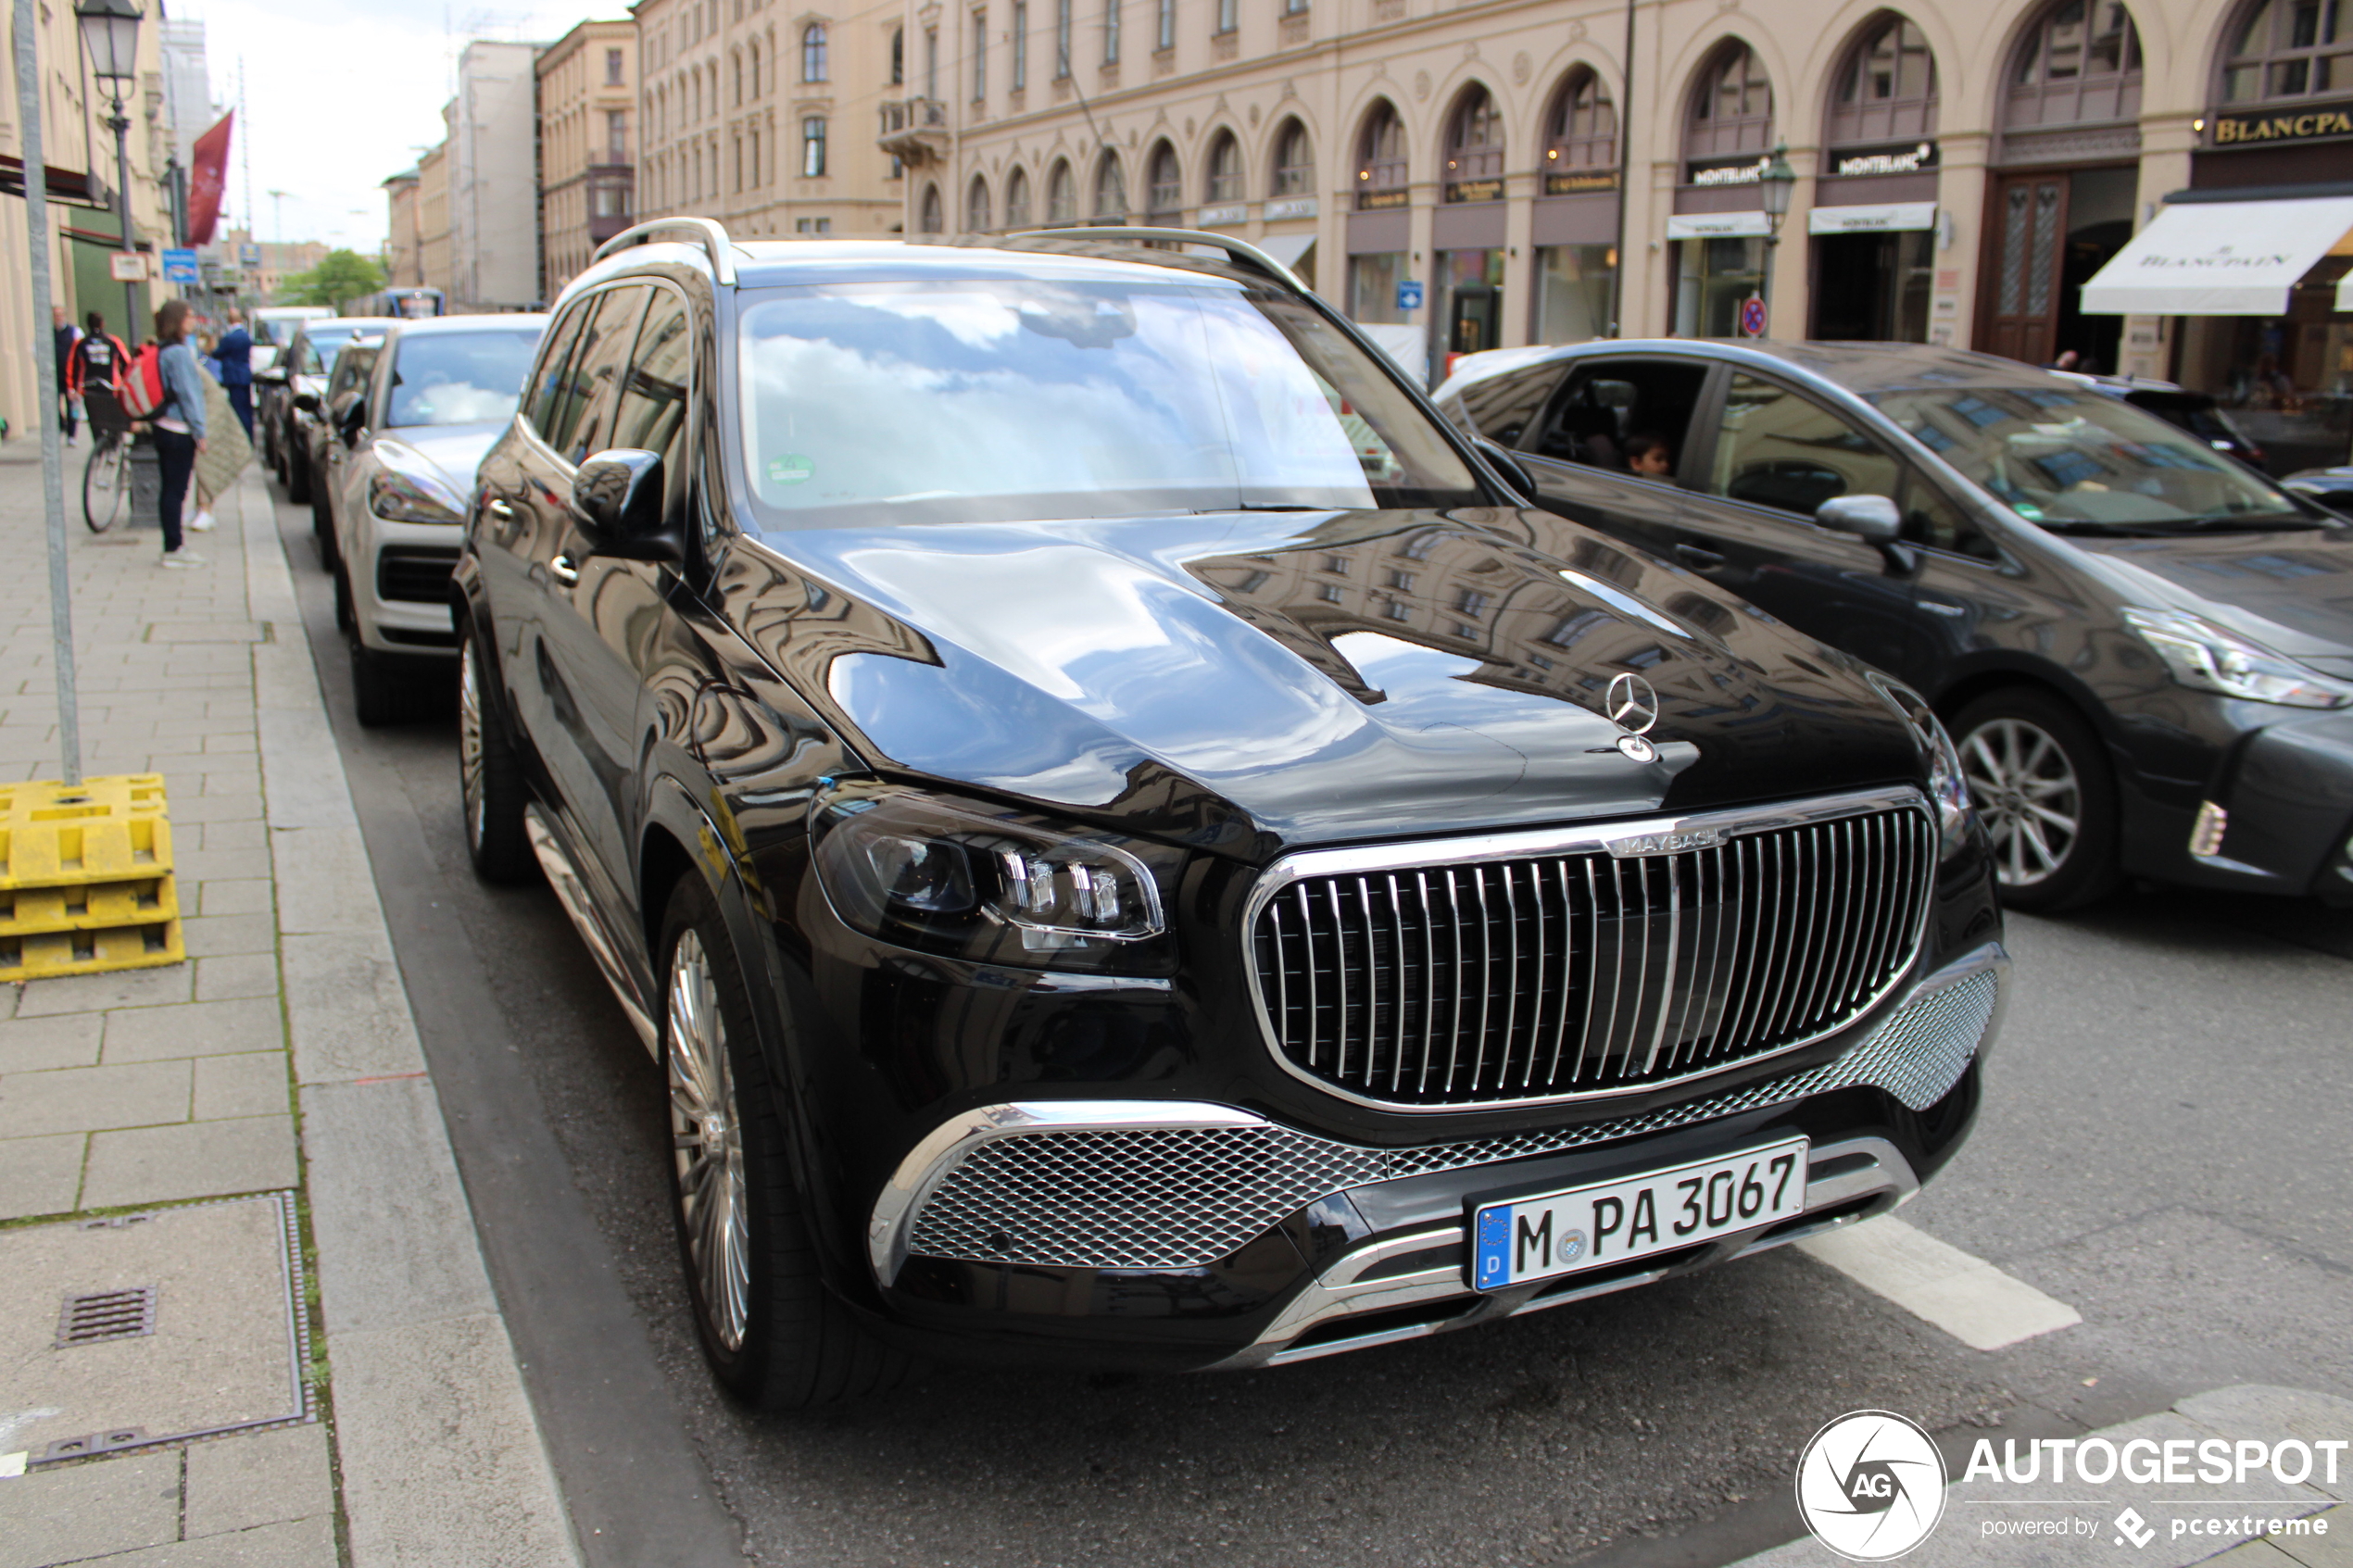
[452,219,2008,1408]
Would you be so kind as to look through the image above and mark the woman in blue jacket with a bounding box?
[150,299,209,569]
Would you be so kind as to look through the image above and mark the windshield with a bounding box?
[735,277,1479,529]
[1869,383,2309,531]
[386,329,542,428]
[298,328,370,378]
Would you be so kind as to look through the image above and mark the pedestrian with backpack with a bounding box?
[134,300,209,569]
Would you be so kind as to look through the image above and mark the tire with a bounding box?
[657,875,913,1410]
[332,562,356,635]
[349,638,433,728]
[311,486,339,572]
[1951,688,2120,912]
[82,436,125,533]
[457,624,534,884]
[285,442,312,505]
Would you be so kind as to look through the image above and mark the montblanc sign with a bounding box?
[1831,140,1939,176]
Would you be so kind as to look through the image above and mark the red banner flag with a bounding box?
[186,111,233,247]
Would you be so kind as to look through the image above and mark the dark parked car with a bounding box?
[1434,340,2353,909]
[2054,371,2269,471]
[456,221,2005,1407]
[2284,466,2353,519]
[256,317,396,504]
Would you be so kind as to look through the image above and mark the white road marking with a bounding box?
[1796,1216,2082,1350]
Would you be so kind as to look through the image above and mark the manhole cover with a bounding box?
[0,1193,310,1463]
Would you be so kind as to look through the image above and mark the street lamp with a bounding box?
[76,0,145,346]
[1755,142,1797,337]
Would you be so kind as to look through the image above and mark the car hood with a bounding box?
[717,508,1926,857]
[2060,525,2353,673]
[375,421,507,488]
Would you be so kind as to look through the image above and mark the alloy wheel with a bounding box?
[1960,717,2082,888]
[458,640,487,851]
[667,931,749,1351]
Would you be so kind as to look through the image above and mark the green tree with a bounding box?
[280,248,386,308]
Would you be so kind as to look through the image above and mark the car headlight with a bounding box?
[810,781,1181,972]
[1869,675,1973,860]
[2121,608,2353,709]
[367,441,467,524]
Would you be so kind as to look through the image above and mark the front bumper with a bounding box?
[2118,704,2353,897]
[866,941,2005,1371]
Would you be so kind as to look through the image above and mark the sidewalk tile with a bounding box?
[195,878,272,918]
[0,1010,103,1072]
[195,954,279,1001]
[17,962,193,1016]
[302,1079,494,1334]
[194,1051,292,1120]
[283,933,425,1082]
[0,1131,85,1219]
[105,998,283,1062]
[197,819,268,853]
[82,1111,296,1207]
[271,827,380,935]
[0,1059,190,1136]
[100,1514,339,1567]
[175,847,273,883]
[0,1450,182,1568]
[204,730,259,753]
[180,913,277,958]
[184,1424,334,1541]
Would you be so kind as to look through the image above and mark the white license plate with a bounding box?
[1470,1136,1810,1290]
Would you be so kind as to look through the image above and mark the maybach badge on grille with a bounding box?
[1605,827,1726,858]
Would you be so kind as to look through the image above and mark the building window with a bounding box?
[1544,69,1616,181]
[802,22,829,82]
[1145,141,1180,215]
[606,47,624,84]
[606,108,629,163]
[920,183,944,232]
[1013,0,1028,87]
[802,115,827,176]
[925,27,939,95]
[749,40,762,96]
[796,216,835,232]
[1205,131,1242,202]
[733,51,745,107]
[1444,84,1504,198]
[1047,157,1076,220]
[1687,41,1775,160]
[2006,0,2142,127]
[891,26,904,84]
[1354,99,1407,207]
[1055,0,1073,74]
[1829,17,1939,143]
[973,11,988,98]
[1104,0,1120,63]
[1215,0,1236,31]
[1094,151,1126,218]
[749,127,761,185]
[2221,0,2347,102]
[1269,119,1313,196]
[1283,0,1305,14]
[968,174,992,230]
[1156,0,1174,49]
[1005,166,1033,225]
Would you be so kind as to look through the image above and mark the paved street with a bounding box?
[258,474,2353,1568]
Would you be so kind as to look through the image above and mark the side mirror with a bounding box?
[1473,436,1535,501]
[293,390,320,414]
[334,394,368,445]
[571,449,679,562]
[1815,494,1902,544]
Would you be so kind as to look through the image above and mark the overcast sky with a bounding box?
[168,0,622,256]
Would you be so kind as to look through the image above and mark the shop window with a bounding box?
[1543,69,1617,191]
[1826,15,1940,144]
[1270,119,1314,197]
[1005,167,1033,227]
[1443,85,1505,201]
[1094,152,1126,219]
[1535,245,1617,343]
[2220,0,2353,102]
[2004,0,2142,129]
[1349,252,1407,323]
[1145,142,1181,218]
[1687,42,1774,162]
[1206,132,1243,204]
[968,175,992,231]
[1672,236,1765,337]
[1355,100,1408,209]
[1047,158,1077,222]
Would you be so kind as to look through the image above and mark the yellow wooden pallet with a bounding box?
[0,776,183,979]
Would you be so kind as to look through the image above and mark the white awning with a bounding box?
[1808,201,1937,234]
[1667,211,1768,240]
[2080,196,2353,316]
[1258,232,1316,270]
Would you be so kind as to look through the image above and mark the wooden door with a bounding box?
[1979,174,2070,366]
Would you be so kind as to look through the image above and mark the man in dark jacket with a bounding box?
[215,307,255,439]
[52,306,81,445]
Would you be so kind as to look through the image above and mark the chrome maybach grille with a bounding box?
[1248,797,1936,1108]
[900,966,1996,1271]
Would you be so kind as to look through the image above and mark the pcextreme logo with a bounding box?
[1795,1411,1948,1561]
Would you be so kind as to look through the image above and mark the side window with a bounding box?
[1901,470,1998,560]
[555,285,652,465]
[609,289,694,523]
[1529,359,1709,478]
[1706,373,1904,520]
[1453,362,1564,446]
[330,346,376,402]
[526,306,591,438]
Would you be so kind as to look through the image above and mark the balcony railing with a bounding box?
[875,97,950,166]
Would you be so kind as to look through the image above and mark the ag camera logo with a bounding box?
[1796,1411,1948,1561]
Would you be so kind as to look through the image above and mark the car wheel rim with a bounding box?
[458,641,486,850]
[1960,717,2081,889]
[667,931,749,1352]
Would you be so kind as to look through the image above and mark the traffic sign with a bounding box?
[1397,280,1425,311]
[238,243,261,269]
[160,247,200,285]
[1739,293,1768,337]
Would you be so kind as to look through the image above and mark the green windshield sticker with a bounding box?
[768,455,814,484]
[2013,503,2045,520]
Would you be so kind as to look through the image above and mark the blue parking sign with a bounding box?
[161,248,200,285]
[1397,280,1425,311]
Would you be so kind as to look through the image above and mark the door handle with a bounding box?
[550,554,580,587]
[1673,542,1726,569]
[1919,598,1968,617]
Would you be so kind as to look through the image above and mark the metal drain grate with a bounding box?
[57,1286,157,1348]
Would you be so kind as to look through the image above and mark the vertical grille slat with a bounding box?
[1253,800,1934,1107]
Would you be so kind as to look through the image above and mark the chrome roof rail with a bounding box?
[1005,224,1307,290]
[590,216,739,284]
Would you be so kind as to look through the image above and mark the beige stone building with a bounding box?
[417,137,455,299]
[384,170,423,287]
[632,0,909,240]
[539,19,642,297]
[893,0,2353,465]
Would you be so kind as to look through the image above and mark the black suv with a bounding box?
[454,221,2006,1407]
